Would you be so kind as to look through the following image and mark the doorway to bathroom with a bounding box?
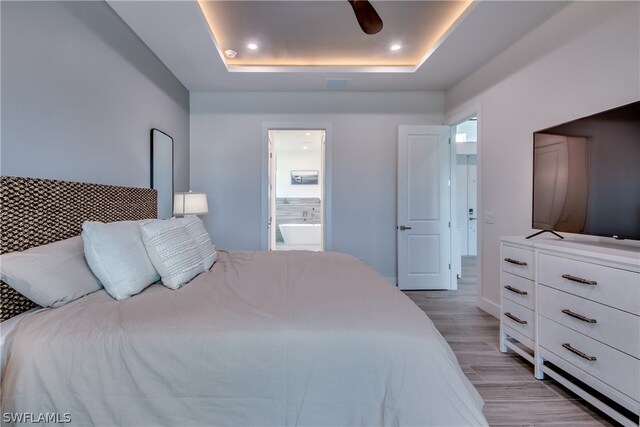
[267,129,326,251]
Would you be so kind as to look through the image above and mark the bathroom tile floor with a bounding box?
[404,257,621,426]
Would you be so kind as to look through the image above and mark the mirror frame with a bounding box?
[150,128,174,219]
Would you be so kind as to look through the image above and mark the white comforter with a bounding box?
[2,251,487,426]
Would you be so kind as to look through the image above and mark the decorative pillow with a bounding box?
[82,221,160,300]
[140,220,204,289]
[0,236,102,308]
[176,215,218,270]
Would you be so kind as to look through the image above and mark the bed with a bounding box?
[0,176,488,426]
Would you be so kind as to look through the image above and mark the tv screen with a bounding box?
[532,101,640,240]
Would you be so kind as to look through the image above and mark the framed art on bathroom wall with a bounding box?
[291,170,318,185]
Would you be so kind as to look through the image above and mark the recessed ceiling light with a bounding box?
[390,44,402,51]
[305,132,311,136]
[247,43,258,50]
[303,146,308,150]
[224,49,237,59]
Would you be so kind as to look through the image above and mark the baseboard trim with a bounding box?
[477,296,499,318]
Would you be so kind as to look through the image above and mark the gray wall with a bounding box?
[1,1,189,192]
[190,91,444,283]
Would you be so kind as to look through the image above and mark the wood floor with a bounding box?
[404,257,618,427]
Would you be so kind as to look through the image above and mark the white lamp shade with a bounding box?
[173,192,209,216]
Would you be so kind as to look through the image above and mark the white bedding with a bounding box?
[0,308,42,372]
[1,251,487,426]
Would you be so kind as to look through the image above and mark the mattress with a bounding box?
[1,250,487,426]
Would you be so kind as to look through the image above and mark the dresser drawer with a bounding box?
[539,285,640,358]
[539,316,640,403]
[538,253,640,315]
[501,272,534,310]
[501,298,535,340]
[502,245,535,280]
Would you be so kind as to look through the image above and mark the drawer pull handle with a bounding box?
[562,343,597,361]
[561,274,597,286]
[504,257,528,266]
[504,312,527,324]
[561,309,597,324]
[504,285,528,296]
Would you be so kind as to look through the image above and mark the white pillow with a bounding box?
[140,220,203,289]
[0,236,102,307]
[82,221,160,300]
[176,215,217,270]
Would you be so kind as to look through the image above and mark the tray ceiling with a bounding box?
[107,1,569,91]
[198,0,472,72]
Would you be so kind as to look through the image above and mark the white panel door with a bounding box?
[456,156,469,256]
[398,126,451,290]
[467,156,478,256]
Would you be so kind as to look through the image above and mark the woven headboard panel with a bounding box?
[0,176,157,321]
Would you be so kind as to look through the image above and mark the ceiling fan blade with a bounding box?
[348,0,383,35]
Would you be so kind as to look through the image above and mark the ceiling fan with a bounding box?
[347,0,383,35]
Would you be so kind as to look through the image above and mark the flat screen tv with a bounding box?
[532,100,640,240]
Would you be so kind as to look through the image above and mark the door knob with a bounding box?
[399,225,412,230]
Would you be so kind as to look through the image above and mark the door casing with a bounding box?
[261,122,333,251]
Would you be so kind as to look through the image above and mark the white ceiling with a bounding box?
[108,1,568,92]
[270,130,324,153]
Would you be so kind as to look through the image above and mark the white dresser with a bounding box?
[499,240,537,368]
[499,236,640,426]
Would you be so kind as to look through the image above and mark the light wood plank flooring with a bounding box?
[404,257,618,427]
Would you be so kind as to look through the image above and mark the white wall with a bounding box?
[1,1,190,191]
[455,120,477,143]
[191,91,444,281]
[276,151,322,199]
[445,1,640,316]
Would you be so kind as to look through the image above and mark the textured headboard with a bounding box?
[0,176,157,321]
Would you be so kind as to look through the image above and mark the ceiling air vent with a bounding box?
[324,78,352,90]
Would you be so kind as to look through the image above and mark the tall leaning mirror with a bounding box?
[150,128,174,219]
